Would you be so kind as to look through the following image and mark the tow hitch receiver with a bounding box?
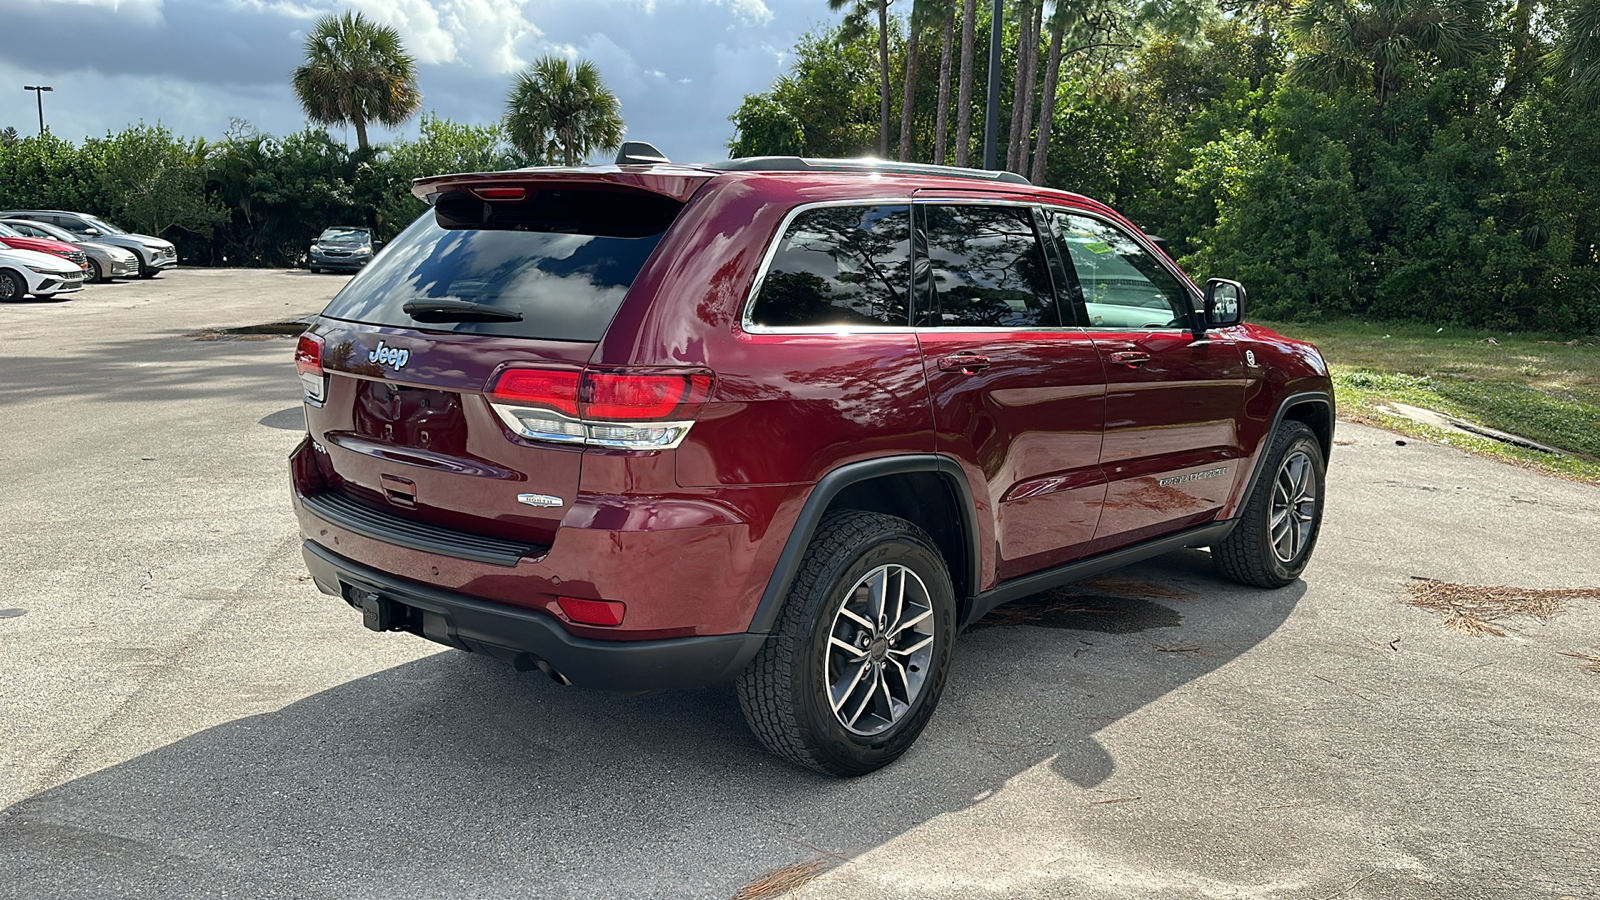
[355,589,395,632]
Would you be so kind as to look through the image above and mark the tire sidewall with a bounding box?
[1257,428,1325,583]
[794,529,956,774]
[0,269,22,301]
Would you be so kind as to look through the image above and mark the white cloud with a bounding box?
[719,0,772,25]
[14,0,164,24]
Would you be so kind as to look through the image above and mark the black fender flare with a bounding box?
[745,454,979,634]
[1232,390,1335,520]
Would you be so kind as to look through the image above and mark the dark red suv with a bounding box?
[291,153,1333,776]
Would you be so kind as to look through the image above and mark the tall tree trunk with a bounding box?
[1030,7,1066,185]
[879,0,892,157]
[899,2,923,161]
[353,115,369,151]
[1005,0,1033,173]
[954,0,976,166]
[934,6,955,164]
[1018,0,1043,176]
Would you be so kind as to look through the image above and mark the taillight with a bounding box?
[487,368,580,416]
[295,333,327,405]
[486,367,713,450]
[584,371,712,420]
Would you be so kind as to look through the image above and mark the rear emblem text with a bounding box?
[369,341,410,370]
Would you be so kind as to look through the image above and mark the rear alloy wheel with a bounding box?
[1214,421,1325,588]
[0,269,24,301]
[737,510,956,776]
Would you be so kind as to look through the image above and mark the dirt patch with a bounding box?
[729,858,832,900]
[1404,577,1599,636]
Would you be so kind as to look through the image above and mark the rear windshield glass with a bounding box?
[320,189,679,342]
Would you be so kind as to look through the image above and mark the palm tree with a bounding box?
[1030,3,1068,184]
[933,0,957,163]
[954,0,976,166]
[1550,0,1600,101]
[1289,0,1489,112]
[898,0,930,161]
[291,11,421,151]
[831,0,895,157]
[1006,0,1036,173]
[503,56,625,166]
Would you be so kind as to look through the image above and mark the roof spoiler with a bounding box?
[616,141,671,165]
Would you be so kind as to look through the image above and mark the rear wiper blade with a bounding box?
[402,299,522,322]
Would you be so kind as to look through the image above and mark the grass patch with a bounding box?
[1403,578,1599,636]
[729,859,832,900]
[1258,320,1600,483]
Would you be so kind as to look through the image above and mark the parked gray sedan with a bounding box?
[1,219,140,282]
[0,210,177,277]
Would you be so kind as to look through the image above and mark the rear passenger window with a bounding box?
[917,205,1058,328]
[750,205,912,328]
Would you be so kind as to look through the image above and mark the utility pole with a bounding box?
[23,85,52,135]
[981,0,1002,170]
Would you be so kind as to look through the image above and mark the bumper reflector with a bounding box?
[558,596,626,627]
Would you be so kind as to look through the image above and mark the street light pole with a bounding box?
[23,85,53,135]
[982,0,1003,170]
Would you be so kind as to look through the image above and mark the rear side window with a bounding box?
[749,205,912,328]
[917,205,1059,328]
[321,188,681,342]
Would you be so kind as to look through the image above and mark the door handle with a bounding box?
[1109,351,1151,366]
[937,354,991,373]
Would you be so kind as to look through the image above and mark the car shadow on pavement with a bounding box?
[0,551,1301,900]
[0,333,300,409]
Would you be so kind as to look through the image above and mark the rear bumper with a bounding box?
[302,540,766,690]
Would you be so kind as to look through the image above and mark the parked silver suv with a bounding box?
[0,210,177,278]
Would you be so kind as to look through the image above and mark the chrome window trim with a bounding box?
[742,196,1089,336]
[741,198,916,336]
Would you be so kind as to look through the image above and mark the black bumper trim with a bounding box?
[302,541,767,691]
[301,491,544,567]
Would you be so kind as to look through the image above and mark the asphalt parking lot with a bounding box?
[2,269,1597,899]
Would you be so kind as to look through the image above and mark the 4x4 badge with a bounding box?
[369,340,410,370]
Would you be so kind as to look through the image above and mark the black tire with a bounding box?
[0,268,25,301]
[85,259,103,283]
[1214,421,1326,588]
[309,266,321,274]
[737,510,957,777]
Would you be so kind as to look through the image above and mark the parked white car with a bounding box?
[0,246,86,301]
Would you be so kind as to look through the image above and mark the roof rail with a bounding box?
[705,156,1031,185]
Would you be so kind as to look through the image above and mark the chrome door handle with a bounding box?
[1109,351,1151,366]
[937,354,991,373]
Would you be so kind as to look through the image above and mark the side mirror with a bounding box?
[82,228,100,236]
[1204,278,1246,328]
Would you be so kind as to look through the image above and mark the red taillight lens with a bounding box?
[582,372,713,421]
[557,596,626,626]
[488,368,581,417]
[295,333,324,376]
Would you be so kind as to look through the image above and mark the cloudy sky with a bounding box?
[0,0,845,162]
